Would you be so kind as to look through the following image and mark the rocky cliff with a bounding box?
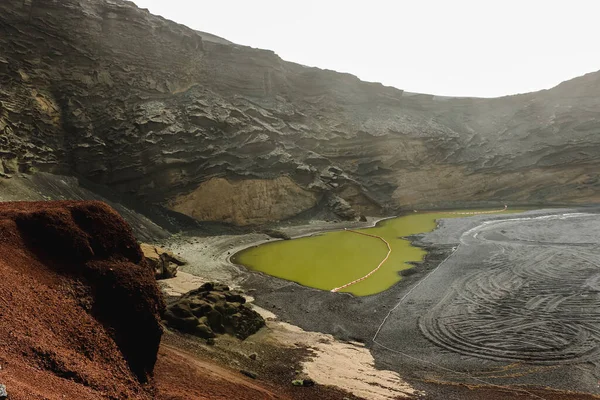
[1,0,599,225]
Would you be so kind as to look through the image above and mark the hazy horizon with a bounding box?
[132,0,600,98]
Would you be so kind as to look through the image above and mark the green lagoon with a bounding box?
[233,210,517,296]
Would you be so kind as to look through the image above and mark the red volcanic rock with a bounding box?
[0,201,163,399]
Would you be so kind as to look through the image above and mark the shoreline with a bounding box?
[158,206,600,399]
[226,214,397,266]
[227,209,518,297]
[159,214,419,400]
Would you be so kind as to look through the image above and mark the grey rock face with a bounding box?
[327,194,358,220]
[0,0,598,224]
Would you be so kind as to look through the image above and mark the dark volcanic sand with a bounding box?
[242,207,600,399]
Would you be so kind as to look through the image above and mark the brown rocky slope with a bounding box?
[0,201,163,399]
[0,201,350,400]
[1,0,599,225]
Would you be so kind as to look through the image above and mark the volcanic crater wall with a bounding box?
[1,0,599,225]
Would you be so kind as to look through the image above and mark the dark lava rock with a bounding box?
[263,229,291,240]
[240,370,258,379]
[400,267,418,277]
[327,195,358,220]
[302,379,315,387]
[292,379,315,387]
[163,282,265,340]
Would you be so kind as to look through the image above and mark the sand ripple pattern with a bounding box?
[420,246,600,363]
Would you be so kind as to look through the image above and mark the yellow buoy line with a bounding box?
[331,205,508,292]
[330,229,392,292]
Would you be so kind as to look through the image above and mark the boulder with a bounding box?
[141,243,186,279]
[163,282,265,340]
[240,370,257,379]
[292,379,315,387]
[327,195,358,220]
[262,229,291,240]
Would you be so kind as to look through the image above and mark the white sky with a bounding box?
[132,0,600,98]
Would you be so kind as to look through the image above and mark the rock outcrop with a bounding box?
[262,229,292,240]
[169,176,319,225]
[164,282,265,340]
[327,194,358,220]
[1,0,599,225]
[140,243,186,279]
[0,201,164,399]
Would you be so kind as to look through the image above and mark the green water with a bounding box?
[233,210,518,296]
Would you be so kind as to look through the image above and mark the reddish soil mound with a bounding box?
[155,345,286,400]
[0,201,163,399]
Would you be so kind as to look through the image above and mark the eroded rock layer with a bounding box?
[170,176,319,225]
[1,0,599,224]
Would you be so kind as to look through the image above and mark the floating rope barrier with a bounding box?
[331,206,509,293]
[330,229,392,293]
